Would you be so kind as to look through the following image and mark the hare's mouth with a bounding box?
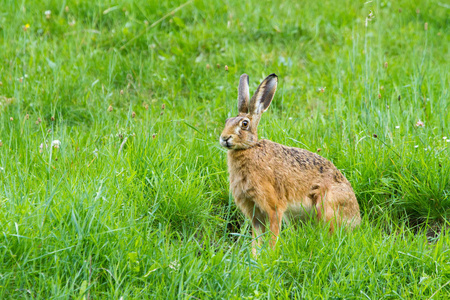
[220,136,233,149]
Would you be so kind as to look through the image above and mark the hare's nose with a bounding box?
[222,135,231,141]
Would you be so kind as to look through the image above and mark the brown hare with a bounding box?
[219,73,361,252]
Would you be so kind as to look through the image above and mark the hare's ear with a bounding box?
[237,74,250,114]
[248,73,278,115]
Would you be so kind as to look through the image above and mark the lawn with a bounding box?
[1,0,449,298]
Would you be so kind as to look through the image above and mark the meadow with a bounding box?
[1,0,449,298]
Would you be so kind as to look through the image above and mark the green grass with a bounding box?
[1,0,450,298]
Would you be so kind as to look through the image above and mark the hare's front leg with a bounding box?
[251,216,266,256]
[268,208,284,247]
[249,204,267,256]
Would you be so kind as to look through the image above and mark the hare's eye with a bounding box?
[242,120,249,128]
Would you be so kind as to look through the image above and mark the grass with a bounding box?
[1,0,449,298]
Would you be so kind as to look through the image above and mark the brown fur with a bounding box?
[219,74,361,253]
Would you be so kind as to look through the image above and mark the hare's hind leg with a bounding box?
[317,185,360,232]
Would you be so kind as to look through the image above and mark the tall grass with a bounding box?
[1,0,449,298]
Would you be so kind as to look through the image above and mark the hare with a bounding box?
[219,73,361,251]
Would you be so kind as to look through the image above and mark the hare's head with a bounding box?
[220,73,278,150]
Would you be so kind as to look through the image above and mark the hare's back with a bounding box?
[255,140,338,175]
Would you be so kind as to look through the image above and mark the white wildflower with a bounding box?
[414,145,419,148]
[365,10,375,27]
[51,140,61,148]
[169,260,180,270]
[0,167,4,172]
[395,126,400,129]
[443,137,447,140]
[93,148,98,158]
[45,10,51,19]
